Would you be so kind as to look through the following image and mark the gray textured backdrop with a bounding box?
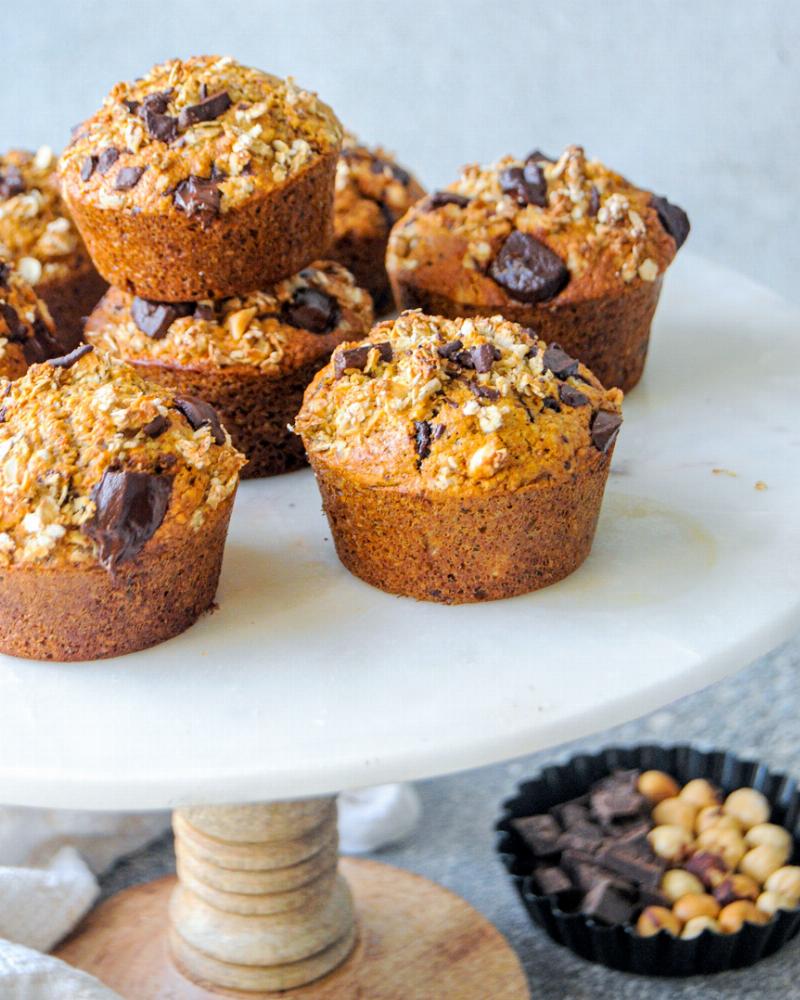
[5,0,798,301]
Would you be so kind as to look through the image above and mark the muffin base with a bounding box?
[309,452,613,603]
[390,276,663,393]
[39,266,107,353]
[330,229,393,316]
[63,152,339,301]
[0,494,235,661]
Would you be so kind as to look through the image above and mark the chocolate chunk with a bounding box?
[550,797,590,828]
[510,814,562,858]
[591,411,622,454]
[131,297,192,339]
[142,414,169,438]
[96,147,120,175]
[114,166,145,191]
[425,191,470,211]
[588,185,601,217]
[489,231,569,304]
[470,342,498,373]
[370,157,411,186]
[80,156,97,182]
[173,175,221,227]
[499,163,547,207]
[178,90,232,129]
[437,339,464,360]
[685,851,728,889]
[0,262,9,287]
[193,302,215,322]
[142,108,178,143]
[22,318,61,366]
[122,98,140,114]
[526,149,554,164]
[0,407,6,423]
[47,344,94,369]
[199,82,208,100]
[414,420,432,460]
[0,166,25,199]
[580,880,635,926]
[561,851,634,895]
[542,343,579,379]
[0,302,23,339]
[590,773,646,825]
[140,91,172,115]
[334,341,393,378]
[281,287,340,334]
[432,422,446,440]
[651,194,690,249]
[639,885,670,909]
[558,383,589,408]
[596,840,664,888]
[533,866,573,896]
[85,469,172,572]
[173,395,226,445]
[556,823,604,855]
[468,382,500,401]
[541,396,561,413]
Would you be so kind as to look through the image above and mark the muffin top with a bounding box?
[295,311,623,494]
[334,134,425,241]
[0,147,91,285]
[59,55,343,220]
[85,261,373,372]
[0,346,244,571]
[387,145,689,307]
[0,259,61,379]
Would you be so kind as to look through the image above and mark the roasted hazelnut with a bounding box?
[713,874,760,906]
[638,770,680,805]
[756,890,798,917]
[647,824,694,862]
[739,845,786,886]
[765,866,800,898]
[636,906,682,937]
[744,823,792,860]
[696,827,746,870]
[723,788,770,831]
[680,778,721,809]
[652,797,697,832]
[681,915,721,939]
[685,851,730,889]
[661,868,704,903]
[673,892,720,922]
[718,899,770,933]
[695,805,742,835]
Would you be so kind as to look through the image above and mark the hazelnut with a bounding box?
[638,770,680,805]
[647,824,694,862]
[681,915,721,939]
[765,866,800,898]
[660,868,704,903]
[718,899,770,933]
[739,845,786,885]
[636,906,682,937]
[696,827,746,869]
[713,874,760,906]
[685,851,730,889]
[756,890,799,917]
[723,788,770,830]
[673,892,720,922]
[680,778,721,809]
[695,805,742,835]
[744,823,792,860]
[652,797,697,832]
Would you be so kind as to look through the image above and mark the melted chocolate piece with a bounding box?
[414,420,432,460]
[142,108,178,143]
[558,383,589,408]
[525,149,554,164]
[142,414,169,438]
[193,302,215,322]
[334,341,393,378]
[591,411,622,454]
[114,166,145,190]
[425,191,470,211]
[543,343,579,379]
[173,175,221,227]
[651,194,690,249]
[588,185,601,217]
[47,344,94,369]
[281,287,340,334]
[489,231,569,304]
[499,163,547,207]
[437,339,464,360]
[96,147,120,175]
[173,395,226,445]
[80,156,97,182]
[131,297,192,340]
[84,469,172,571]
[541,396,561,413]
[0,166,25,199]
[178,90,232,129]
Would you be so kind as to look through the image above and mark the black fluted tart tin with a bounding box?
[496,744,800,976]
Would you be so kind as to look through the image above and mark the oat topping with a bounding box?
[295,311,623,493]
[0,148,87,284]
[0,258,60,378]
[387,146,681,303]
[85,261,373,371]
[0,349,244,568]
[59,56,343,217]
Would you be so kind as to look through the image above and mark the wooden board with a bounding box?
[55,858,530,999]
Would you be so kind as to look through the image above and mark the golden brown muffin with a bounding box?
[0,258,62,378]
[331,135,425,313]
[0,346,244,660]
[386,145,690,392]
[0,147,106,351]
[85,262,373,478]
[59,56,343,300]
[295,310,623,603]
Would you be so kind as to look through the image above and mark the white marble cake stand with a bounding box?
[0,255,796,998]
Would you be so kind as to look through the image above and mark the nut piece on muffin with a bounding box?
[331,134,425,314]
[295,310,622,603]
[0,147,106,351]
[0,258,62,378]
[0,346,245,660]
[85,261,373,478]
[386,145,690,392]
[59,55,344,300]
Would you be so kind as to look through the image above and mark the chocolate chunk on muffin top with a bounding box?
[59,55,343,219]
[387,145,687,307]
[295,310,623,492]
[0,347,244,570]
[0,258,61,378]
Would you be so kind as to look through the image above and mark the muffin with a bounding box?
[295,311,623,603]
[0,147,106,352]
[85,262,373,478]
[0,346,244,660]
[59,56,343,301]
[0,258,62,378]
[330,135,425,313]
[386,145,690,392]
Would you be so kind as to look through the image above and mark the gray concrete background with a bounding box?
[4,0,798,302]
